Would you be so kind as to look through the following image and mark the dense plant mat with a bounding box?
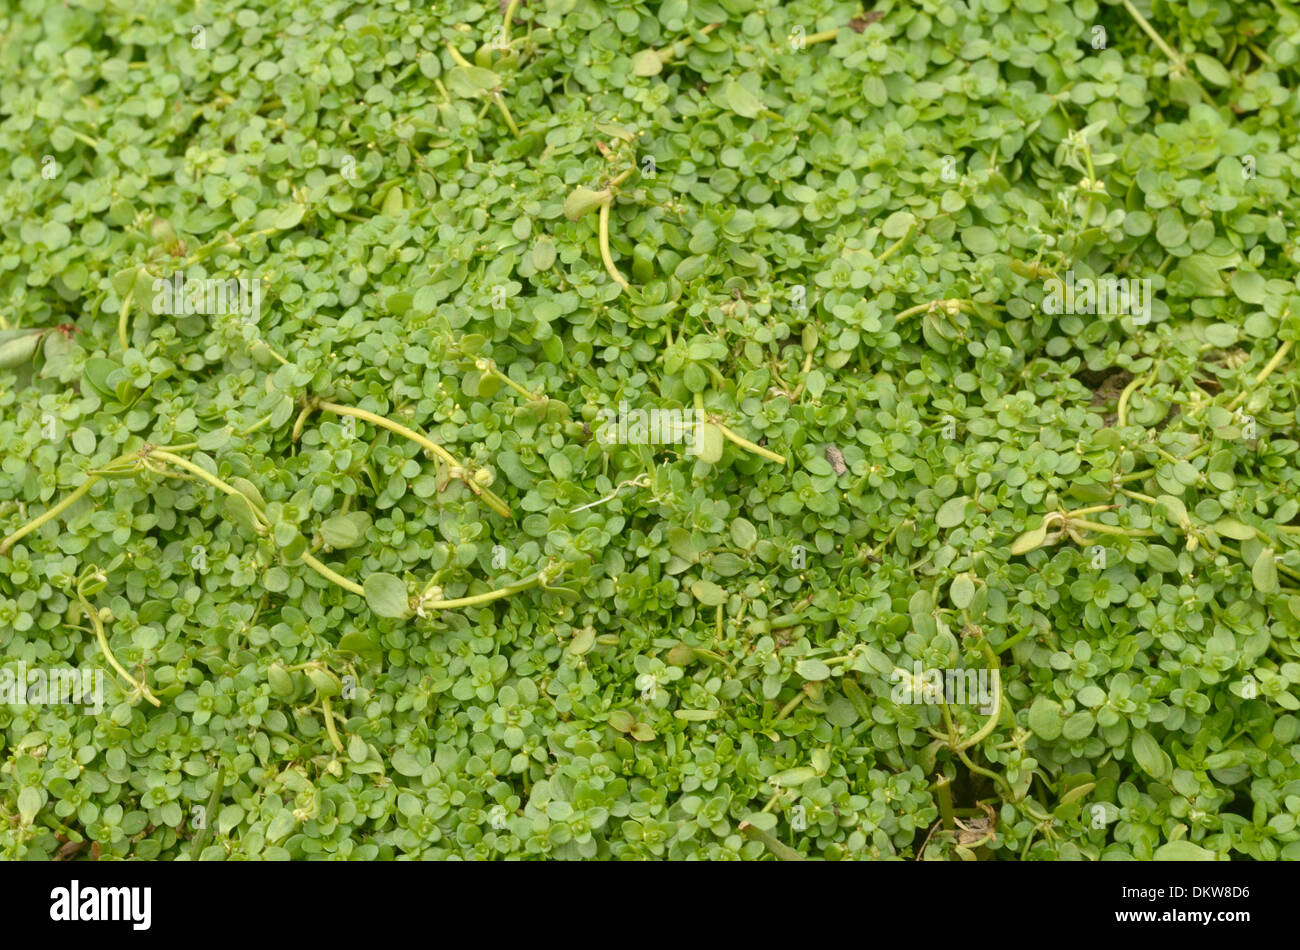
[2,0,1300,861]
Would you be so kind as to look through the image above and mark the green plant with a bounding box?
[2,0,1300,862]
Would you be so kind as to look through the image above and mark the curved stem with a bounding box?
[314,400,511,517]
[1228,338,1294,410]
[491,92,520,137]
[1069,518,1156,537]
[954,667,1002,752]
[117,285,135,352]
[446,42,474,69]
[774,690,807,721]
[315,401,459,468]
[150,451,261,514]
[1116,373,1147,427]
[501,0,522,46]
[421,571,545,610]
[878,224,913,262]
[956,745,1013,797]
[81,586,161,707]
[714,421,786,464]
[1,475,102,555]
[300,552,365,596]
[598,200,630,292]
[320,695,345,753]
[151,450,367,595]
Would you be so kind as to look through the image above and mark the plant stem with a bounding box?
[320,695,345,753]
[714,420,786,464]
[954,668,1002,752]
[476,358,542,401]
[774,690,806,720]
[501,0,522,46]
[1116,373,1147,426]
[1,475,102,555]
[314,400,511,517]
[80,583,160,707]
[896,298,968,321]
[598,200,630,292]
[150,451,250,506]
[300,552,365,595]
[316,402,453,467]
[1119,0,1214,105]
[446,42,473,69]
[956,745,1014,797]
[804,28,839,46]
[117,285,135,351]
[151,450,368,594]
[1069,518,1156,537]
[491,92,520,137]
[1228,338,1294,410]
[878,224,913,262]
[420,569,547,610]
[935,774,955,830]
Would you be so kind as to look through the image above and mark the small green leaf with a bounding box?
[724,80,763,118]
[1154,840,1218,861]
[364,573,411,619]
[1230,269,1267,305]
[307,667,341,697]
[773,766,817,787]
[266,809,296,843]
[691,580,728,606]
[273,204,305,229]
[447,65,502,97]
[17,787,41,825]
[730,518,758,549]
[1132,730,1171,782]
[796,659,830,681]
[320,511,372,549]
[0,330,44,369]
[1213,518,1257,541]
[950,573,975,609]
[1010,523,1049,556]
[267,663,294,698]
[1192,53,1231,87]
[692,422,725,463]
[1058,782,1096,807]
[936,496,969,528]
[1028,695,1063,740]
[223,492,262,537]
[337,631,381,663]
[1253,547,1279,595]
[563,187,608,221]
[631,48,663,76]
[629,722,656,742]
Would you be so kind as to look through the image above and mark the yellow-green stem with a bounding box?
[598,200,630,292]
[315,401,511,517]
[1,475,102,555]
[301,552,365,596]
[320,695,345,753]
[82,590,160,707]
[117,285,135,351]
[1116,373,1147,427]
[715,421,786,464]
